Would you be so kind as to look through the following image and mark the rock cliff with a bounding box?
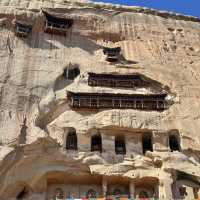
[0,0,200,199]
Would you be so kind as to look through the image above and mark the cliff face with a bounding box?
[0,0,200,200]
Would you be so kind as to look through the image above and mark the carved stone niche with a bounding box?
[168,129,181,152]
[63,127,78,151]
[153,129,181,152]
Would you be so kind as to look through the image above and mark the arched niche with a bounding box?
[64,127,78,150]
[115,135,126,155]
[46,172,102,199]
[168,130,181,152]
[106,176,130,197]
[91,134,102,153]
[135,177,159,199]
[142,132,153,155]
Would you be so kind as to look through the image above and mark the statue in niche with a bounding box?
[54,188,64,200]
[86,189,97,198]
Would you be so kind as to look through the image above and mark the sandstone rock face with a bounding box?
[0,0,200,199]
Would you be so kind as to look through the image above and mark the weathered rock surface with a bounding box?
[0,0,200,199]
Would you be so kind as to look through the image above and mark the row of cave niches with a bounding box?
[64,128,181,155]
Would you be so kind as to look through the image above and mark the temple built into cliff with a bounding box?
[0,0,200,199]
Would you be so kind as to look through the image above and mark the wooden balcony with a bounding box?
[43,10,73,35]
[88,73,149,89]
[67,92,167,111]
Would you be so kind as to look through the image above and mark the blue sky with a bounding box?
[94,0,200,18]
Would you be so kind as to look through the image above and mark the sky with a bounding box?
[94,0,200,18]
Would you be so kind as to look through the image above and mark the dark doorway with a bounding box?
[91,134,102,152]
[66,128,78,150]
[115,136,126,155]
[142,133,153,154]
[169,135,180,152]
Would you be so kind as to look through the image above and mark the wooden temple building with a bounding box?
[43,10,73,35]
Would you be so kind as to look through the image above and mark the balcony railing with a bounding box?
[67,92,167,111]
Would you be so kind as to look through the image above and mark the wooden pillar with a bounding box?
[141,99,144,109]
[102,178,108,197]
[163,101,166,109]
[71,97,74,107]
[89,98,92,107]
[156,100,159,109]
[112,99,114,108]
[134,100,136,109]
[78,98,81,107]
[129,181,135,199]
